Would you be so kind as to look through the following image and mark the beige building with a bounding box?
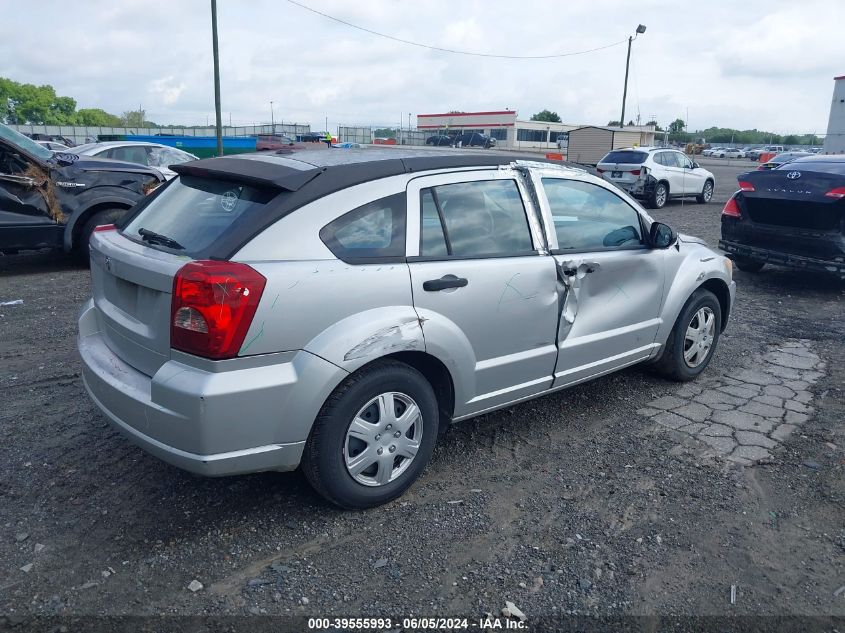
[416,110,655,155]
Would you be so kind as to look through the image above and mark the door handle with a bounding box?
[562,266,595,277]
[423,274,468,291]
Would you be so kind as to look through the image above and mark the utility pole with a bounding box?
[210,0,223,157]
[620,25,646,129]
[270,101,275,130]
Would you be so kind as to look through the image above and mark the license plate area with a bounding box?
[611,171,622,178]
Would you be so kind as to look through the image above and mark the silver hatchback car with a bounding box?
[78,149,735,508]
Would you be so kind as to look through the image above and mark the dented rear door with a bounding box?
[406,168,559,416]
[533,173,664,387]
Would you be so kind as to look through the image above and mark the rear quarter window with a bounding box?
[319,193,407,263]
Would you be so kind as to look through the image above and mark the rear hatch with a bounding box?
[597,150,648,186]
[738,169,844,231]
[733,167,844,259]
[88,171,283,376]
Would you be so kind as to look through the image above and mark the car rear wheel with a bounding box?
[74,207,126,265]
[653,289,722,382]
[302,360,440,509]
[696,180,714,204]
[650,182,669,209]
[734,257,765,273]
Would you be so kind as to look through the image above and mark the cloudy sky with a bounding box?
[2,0,843,134]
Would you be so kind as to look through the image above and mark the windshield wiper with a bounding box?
[138,227,184,250]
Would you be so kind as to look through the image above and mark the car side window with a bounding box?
[541,178,644,251]
[109,146,149,165]
[319,192,406,262]
[675,152,692,168]
[655,152,668,166]
[419,179,534,258]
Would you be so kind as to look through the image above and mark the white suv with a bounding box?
[597,148,715,209]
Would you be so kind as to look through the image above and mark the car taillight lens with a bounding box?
[93,224,116,232]
[596,168,605,174]
[171,261,266,360]
[630,169,641,176]
[722,196,741,218]
[825,186,845,199]
[738,181,755,192]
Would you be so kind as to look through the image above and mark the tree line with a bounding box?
[0,77,161,127]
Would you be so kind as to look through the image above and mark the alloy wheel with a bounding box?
[703,182,713,202]
[683,307,716,368]
[344,392,423,487]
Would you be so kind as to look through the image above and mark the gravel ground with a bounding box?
[0,157,843,629]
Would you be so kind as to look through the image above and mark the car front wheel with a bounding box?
[302,360,440,509]
[653,289,722,382]
[696,180,714,204]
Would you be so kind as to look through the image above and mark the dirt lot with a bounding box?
[0,157,843,629]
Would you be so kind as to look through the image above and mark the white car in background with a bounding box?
[36,140,71,152]
[721,148,746,159]
[597,147,716,209]
[70,141,197,180]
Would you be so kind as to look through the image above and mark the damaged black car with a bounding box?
[0,123,165,260]
[719,155,845,279]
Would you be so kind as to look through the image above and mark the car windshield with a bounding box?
[0,123,54,161]
[776,160,845,175]
[601,151,648,164]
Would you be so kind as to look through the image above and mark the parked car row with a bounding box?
[596,147,715,209]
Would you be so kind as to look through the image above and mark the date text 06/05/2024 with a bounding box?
[307,617,527,629]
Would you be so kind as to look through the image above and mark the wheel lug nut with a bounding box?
[389,445,396,453]
[386,424,392,430]
[377,447,383,455]
[375,434,381,441]
[394,431,401,438]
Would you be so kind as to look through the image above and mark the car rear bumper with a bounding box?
[719,240,845,276]
[605,175,656,199]
[77,300,343,476]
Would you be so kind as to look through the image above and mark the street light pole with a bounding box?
[270,101,275,130]
[210,0,223,157]
[620,24,646,129]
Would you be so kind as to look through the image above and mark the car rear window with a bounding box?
[121,175,277,257]
[600,151,648,164]
[776,161,845,175]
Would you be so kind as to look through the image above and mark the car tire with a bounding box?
[653,288,722,382]
[734,257,765,273]
[73,208,126,265]
[301,360,440,509]
[696,180,714,204]
[650,182,669,209]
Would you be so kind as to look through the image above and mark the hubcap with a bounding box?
[656,186,667,207]
[703,183,713,201]
[343,392,423,487]
[683,307,716,368]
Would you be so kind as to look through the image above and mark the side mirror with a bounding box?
[649,222,676,249]
[691,161,700,168]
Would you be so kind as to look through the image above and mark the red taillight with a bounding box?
[93,224,116,232]
[596,168,605,174]
[722,196,742,218]
[630,169,641,176]
[738,181,755,192]
[170,261,266,360]
[825,186,845,199]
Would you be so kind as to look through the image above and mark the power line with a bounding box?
[286,0,628,59]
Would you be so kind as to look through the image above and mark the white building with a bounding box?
[416,110,655,154]
[823,75,845,154]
